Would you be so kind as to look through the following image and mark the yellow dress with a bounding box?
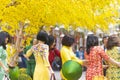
[60,46,83,80]
[26,44,50,80]
[106,47,120,80]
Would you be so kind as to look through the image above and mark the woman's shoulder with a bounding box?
[40,44,48,50]
[54,48,60,52]
[0,46,5,54]
[0,46,4,50]
[91,46,104,54]
[93,46,103,50]
[60,46,69,51]
[40,44,48,47]
[107,46,119,52]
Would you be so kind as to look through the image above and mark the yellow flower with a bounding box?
[0,0,119,34]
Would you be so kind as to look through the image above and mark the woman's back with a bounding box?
[33,43,49,66]
[86,46,103,67]
[85,46,109,80]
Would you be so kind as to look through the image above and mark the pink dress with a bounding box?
[85,46,110,80]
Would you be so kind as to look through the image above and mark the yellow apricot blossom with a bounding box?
[0,0,119,35]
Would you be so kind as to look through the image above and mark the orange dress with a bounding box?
[85,46,110,80]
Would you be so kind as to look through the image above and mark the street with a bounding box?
[54,71,86,80]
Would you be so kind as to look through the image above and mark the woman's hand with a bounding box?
[103,65,109,69]
[48,66,54,75]
[117,62,120,67]
[23,54,30,61]
[82,59,89,67]
[50,71,55,80]
[4,67,9,73]
[8,63,16,68]
[51,71,54,75]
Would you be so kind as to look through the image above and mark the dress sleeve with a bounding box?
[72,54,83,65]
[61,47,83,65]
[69,48,83,65]
[98,46,110,61]
[25,49,33,58]
[44,45,50,67]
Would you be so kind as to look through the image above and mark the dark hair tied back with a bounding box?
[62,35,75,47]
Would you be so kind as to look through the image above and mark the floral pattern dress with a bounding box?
[85,46,110,80]
[106,47,120,80]
[26,43,50,80]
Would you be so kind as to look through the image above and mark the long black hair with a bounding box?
[86,34,99,54]
[0,31,11,49]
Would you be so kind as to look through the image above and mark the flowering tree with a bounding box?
[0,0,120,35]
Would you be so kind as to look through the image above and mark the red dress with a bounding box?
[48,48,61,66]
[85,46,110,80]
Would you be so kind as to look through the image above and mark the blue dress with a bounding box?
[0,46,9,79]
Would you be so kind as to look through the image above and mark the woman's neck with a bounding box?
[38,40,44,44]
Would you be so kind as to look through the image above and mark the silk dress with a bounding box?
[26,44,50,80]
[60,46,83,80]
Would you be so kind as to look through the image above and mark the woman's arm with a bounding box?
[24,49,33,61]
[0,61,9,73]
[0,47,9,72]
[99,46,120,67]
[107,58,120,67]
[61,47,84,65]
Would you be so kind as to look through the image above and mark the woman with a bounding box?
[60,35,85,80]
[106,36,120,80]
[25,31,54,80]
[0,31,11,79]
[48,35,61,71]
[85,34,120,80]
